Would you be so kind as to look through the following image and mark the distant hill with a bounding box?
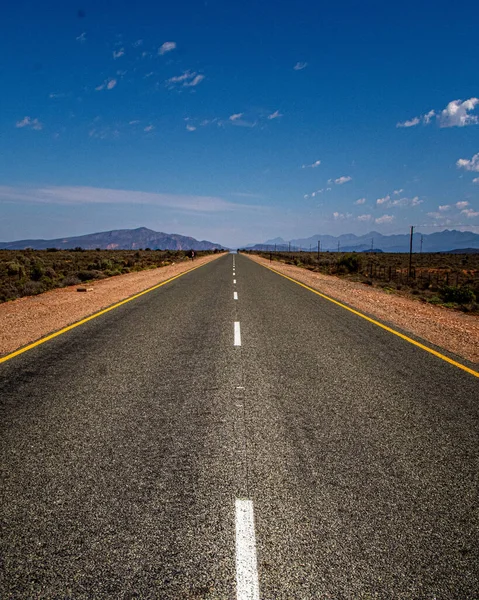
[0,227,225,251]
[247,230,479,253]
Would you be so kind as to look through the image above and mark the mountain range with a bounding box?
[0,227,224,251]
[246,230,479,253]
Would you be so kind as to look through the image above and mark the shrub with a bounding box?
[6,261,25,277]
[30,262,45,281]
[337,253,361,273]
[77,270,102,282]
[22,281,44,296]
[439,285,476,305]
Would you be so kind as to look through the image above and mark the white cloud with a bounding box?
[0,185,268,215]
[376,194,390,205]
[129,120,140,125]
[473,177,479,184]
[393,189,404,195]
[456,201,469,209]
[76,32,86,43]
[438,204,451,211]
[293,62,308,71]
[357,214,373,222]
[461,208,479,218]
[15,116,43,130]
[304,194,309,199]
[186,124,196,131]
[184,74,204,87]
[144,125,154,132]
[389,195,422,207]
[113,48,125,59]
[267,110,283,120]
[229,113,244,122]
[333,211,352,220]
[301,160,321,169]
[456,152,479,172]
[96,78,117,91]
[168,71,204,88]
[439,98,479,127]
[396,117,420,128]
[334,175,352,185]
[375,214,394,224]
[132,40,143,47]
[397,98,479,129]
[354,198,366,205]
[159,41,176,55]
[167,71,193,84]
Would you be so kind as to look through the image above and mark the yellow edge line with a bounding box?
[0,260,210,365]
[259,261,479,378]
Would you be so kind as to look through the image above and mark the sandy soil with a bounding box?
[247,254,479,365]
[0,254,222,357]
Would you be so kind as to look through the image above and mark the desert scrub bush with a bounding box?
[77,269,103,282]
[337,253,361,273]
[6,261,25,278]
[22,281,44,296]
[61,275,81,287]
[29,261,45,281]
[439,285,476,305]
[0,282,20,302]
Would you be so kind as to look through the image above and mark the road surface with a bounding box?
[1,253,478,599]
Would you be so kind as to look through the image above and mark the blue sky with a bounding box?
[0,0,478,247]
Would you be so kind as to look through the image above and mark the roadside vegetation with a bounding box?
[241,250,479,314]
[0,248,225,303]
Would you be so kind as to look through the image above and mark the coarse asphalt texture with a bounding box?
[1,253,478,599]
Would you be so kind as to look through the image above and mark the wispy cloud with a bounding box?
[267,110,283,120]
[397,97,479,129]
[396,117,420,128]
[301,160,321,169]
[159,41,177,55]
[132,39,143,47]
[167,71,204,88]
[461,208,479,218]
[376,192,421,208]
[375,214,394,224]
[16,116,43,130]
[113,48,125,59]
[49,92,67,99]
[76,32,86,43]
[184,74,204,87]
[95,78,117,91]
[0,185,268,215]
[438,204,451,211]
[334,175,352,185]
[456,201,469,209]
[473,177,479,184]
[354,198,366,205]
[229,113,244,122]
[333,211,352,220]
[357,214,373,221]
[186,124,196,131]
[143,125,154,132]
[293,62,308,71]
[457,152,479,172]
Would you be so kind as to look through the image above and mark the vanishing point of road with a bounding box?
[1,253,478,599]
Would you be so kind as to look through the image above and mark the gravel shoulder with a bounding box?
[247,254,479,365]
[0,254,222,357]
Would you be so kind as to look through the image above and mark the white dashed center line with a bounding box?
[234,279,237,284]
[235,499,260,600]
[234,322,241,346]
[234,291,238,300]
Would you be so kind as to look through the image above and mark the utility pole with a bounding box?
[288,241,291,253]
[408,225,414,278]
[420,235,423,254]
[309,244,312,253]
[274,243,276,253]
[371,237,374,252]
[337,240,340,253]
[317,239,320,260]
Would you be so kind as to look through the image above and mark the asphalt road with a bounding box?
[1,253,478,599]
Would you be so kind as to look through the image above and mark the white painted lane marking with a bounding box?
[236,499,260,600]
[234,279,237,284]
[234,322,241,346]
[234,291,238,300]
